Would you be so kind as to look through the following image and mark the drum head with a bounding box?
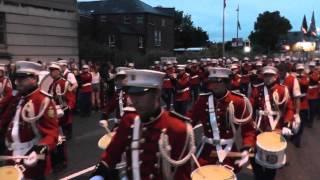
[39,73,53,93]
[98,132,115,150]
[191,165,236,180]
[0,166,23,180]
[257,132,287,152]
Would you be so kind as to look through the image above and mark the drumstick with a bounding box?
[210,151,255,158]
[0,154,45,161]
[60,165,96,180]
[191,154,206,178]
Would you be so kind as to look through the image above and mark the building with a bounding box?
[78,0,175,56]
[0,0,79,63]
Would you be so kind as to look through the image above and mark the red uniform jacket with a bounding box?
[0,77,13,113]
[100,109,192,180]
[297,74,309,110]
[190,67,200,86]
[187,91,256,172]
[0,88,59,178]
[49,77,75,125]
[307,70,320,100]
[231,74,241,92]
[79,72,92,93]
[250,83,295,132]
[104,89,129,119]
[162,68,175,89]
[175,72,191,102]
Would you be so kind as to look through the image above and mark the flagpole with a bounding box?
[236,5,239,46]
[222,0,226,58]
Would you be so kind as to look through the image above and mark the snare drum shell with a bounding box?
[255,145,286,169]
[0,166,24,180]
[190,165,237,180]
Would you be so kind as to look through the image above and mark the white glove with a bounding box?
[282,127,293,136]
[235,150,249,167]
[90,176,104,180]
[23,151,38,167]
[292,114,301,134]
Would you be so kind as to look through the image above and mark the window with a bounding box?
[161,19,166,26]
[138,36,144,48]
[154,30,161,47]
[124,16,131,24]
[108,35,116,47]
[100,15,107,22]
[0,13,5,44]
[136,16,144,24]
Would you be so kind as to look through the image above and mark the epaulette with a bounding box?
[40,90,53,98]
[169,111,191,122]
[199,92,212,96]
[230,91,245,97]
[252,82,264,88]
[123,107,136,112]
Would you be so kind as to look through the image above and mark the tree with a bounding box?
[174,10,209,48]
[249,11,292,53]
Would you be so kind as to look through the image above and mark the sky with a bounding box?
[78,0,319,42]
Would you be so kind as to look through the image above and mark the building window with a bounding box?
[0,13,5,44]
[136,16,144,24]
[100,15,107,22]
[108,35,116,47]
[161,19,166,26]
[124,16,131,24]
[154,30,161,47]
[138,36,144,48]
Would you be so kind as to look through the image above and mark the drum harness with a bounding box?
[197,94,252,164]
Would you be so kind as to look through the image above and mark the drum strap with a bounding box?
[119,90,124,117]
[263,86,279,131]
[131,116,141,180]
[207,95,234,163]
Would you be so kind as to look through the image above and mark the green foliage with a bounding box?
[249,11,292,53]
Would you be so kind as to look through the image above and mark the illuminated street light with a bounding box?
[244,46,251,53]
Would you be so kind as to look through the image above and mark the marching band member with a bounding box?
[230,64,242,93]
[79,65,93,117]
[0,61,59,179]
[48,63,74,170]
[292,63,309,147]
[0,64,13,115]
[250,66,295,180]
[162,61,175,110]
[90,69,194,180]
[307,61,320,128]
[190,60,200,102]
[103,67,131,121]
[188,67,256,173]
[174,65,191,115]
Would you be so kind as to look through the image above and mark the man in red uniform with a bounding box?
[307,61,319,128]
[79,65,93,117]
[103,67,131,120]
[188,67,256,173]
[0,61,59,179]
[230,64,242,93]
[162,61,175,110]
[90,69,194,180]
[292,63,309,147]
[250,66,295,180]
[48,63,74,170]
[174,65,191,115]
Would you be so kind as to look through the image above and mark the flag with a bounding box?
[238,20,241,30]
[301,15,308,34]
[224,0,226,8]
[308,11,317,37]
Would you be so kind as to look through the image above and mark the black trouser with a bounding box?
[79,92,92,116]
[191,85,199,102]
[250,158,277,180]
[308,99,318,127]
[174,100,189,115]
[162,88,174,110]
[292,110,308,146]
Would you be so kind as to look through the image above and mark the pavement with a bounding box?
[49,111,320,180]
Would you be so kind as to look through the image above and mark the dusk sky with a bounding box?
[78,0,319,42]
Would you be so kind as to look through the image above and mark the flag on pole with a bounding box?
[308,11,317,37]
[224,0,227,8]
[238,20,241,30]
[236,5,241,30]
[301,15,308,34]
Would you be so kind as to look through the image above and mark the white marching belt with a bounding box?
[82,83,91,87]
[202,136,233,146]
[300,93,307,97]
[259,110,279,116]
[9,138,39,156]
[309,85,318,89]
[177,87,189,93]
[191,75,199,79]
[163,78,171,81]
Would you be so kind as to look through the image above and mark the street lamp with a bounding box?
[244,46,251,53]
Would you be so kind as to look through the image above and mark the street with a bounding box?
[49,112,320,180]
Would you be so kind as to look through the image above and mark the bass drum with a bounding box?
[39,73,53,93]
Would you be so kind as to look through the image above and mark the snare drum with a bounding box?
[0,165,24,180]
[97,132,115,150]
[191,165,236,180]
[255,132,287,169]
